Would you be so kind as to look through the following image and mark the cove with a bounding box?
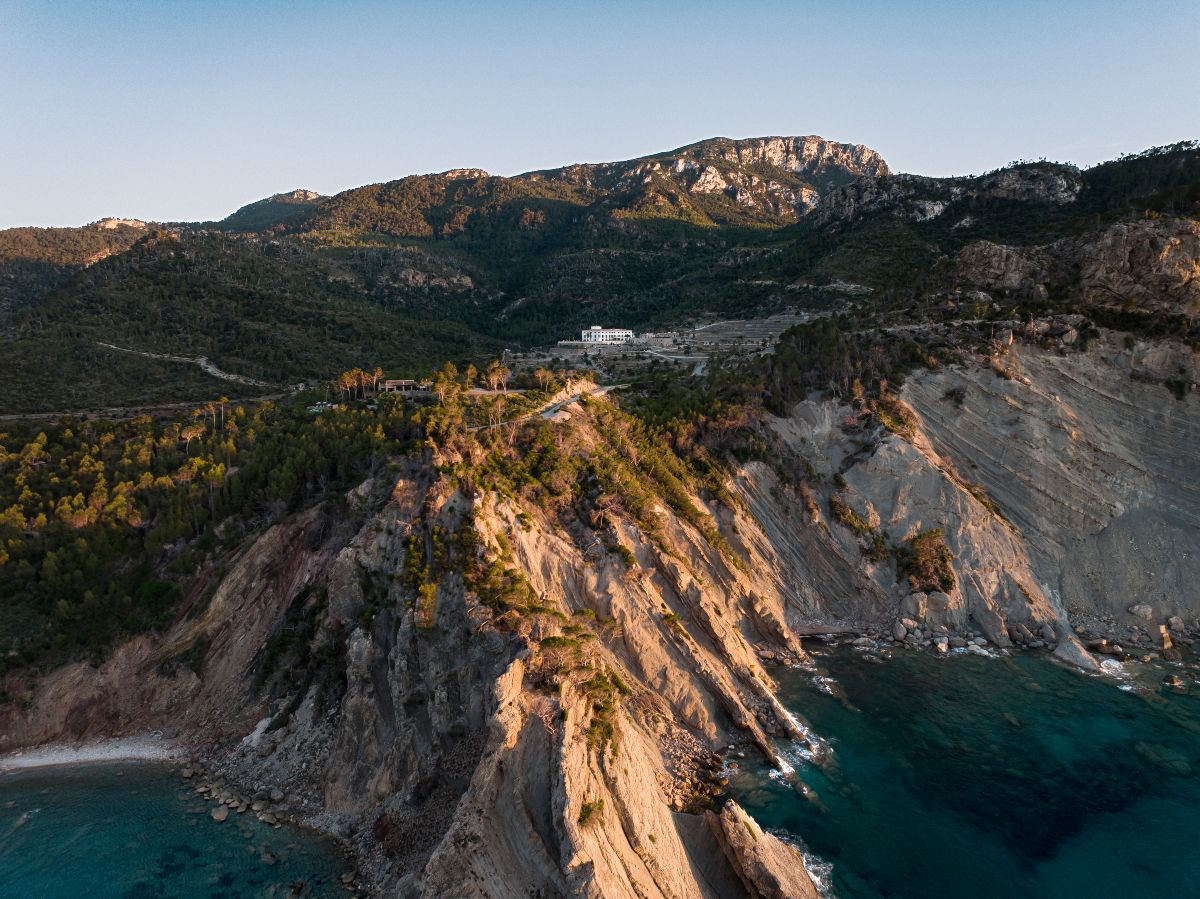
[730,645,1200,899]
[0,762,350,898]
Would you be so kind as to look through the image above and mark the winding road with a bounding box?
[96,342,276,387]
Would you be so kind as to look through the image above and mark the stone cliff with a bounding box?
[956,216,1200,314]
[816,162,1083,226]
[4,334,1200,896]
[532,135,889,221]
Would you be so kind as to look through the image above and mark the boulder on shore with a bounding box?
[1052,632,1101,672]
[709,801,820,899]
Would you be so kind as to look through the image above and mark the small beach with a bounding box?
[0,734,182,773]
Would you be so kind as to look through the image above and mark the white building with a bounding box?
[581,325,634,344]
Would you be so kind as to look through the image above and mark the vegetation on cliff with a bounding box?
[0,395,422,675]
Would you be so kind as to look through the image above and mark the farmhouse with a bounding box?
[580,325,634,344]
[379,379,430,393]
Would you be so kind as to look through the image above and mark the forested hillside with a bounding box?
[0,137,1196,413]
[0,394,423,675]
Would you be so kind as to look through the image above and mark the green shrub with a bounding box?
[873,389,919,440]
[896,528,956,593]
[578,799,605,826]
[829,494,872,536]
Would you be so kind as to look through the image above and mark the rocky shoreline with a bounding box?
[174,758,367,895]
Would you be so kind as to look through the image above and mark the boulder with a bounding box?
[710,801,820,899]
[211,805,229,823]
[892,621,909,641]
[1128,603,1154,621]
[923,590,966,631]
[1163,674,1187,692]
[1052,632,1101,672]
[1159,625,1174,651]
[901,592,928,621]
[1168,616,1185,632]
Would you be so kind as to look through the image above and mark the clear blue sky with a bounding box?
[1,0,1196,228]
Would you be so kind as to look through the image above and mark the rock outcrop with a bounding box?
[898,333,1200,632]
[956,216,1200,314]
[534,135,889,221]
[817,162,1082,226]
[711,802,820,899]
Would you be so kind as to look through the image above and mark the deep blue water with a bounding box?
[731,646,1200,899]
[0,762,350,898]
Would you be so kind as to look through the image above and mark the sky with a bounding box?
[1,0,1197,228]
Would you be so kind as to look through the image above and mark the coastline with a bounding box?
[0,734,183,774]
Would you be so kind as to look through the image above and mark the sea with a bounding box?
[729,643,1200,899]
[0,762,350,898]
[4,647,1198,898]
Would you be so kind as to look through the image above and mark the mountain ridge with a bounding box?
[0,135,1196,413]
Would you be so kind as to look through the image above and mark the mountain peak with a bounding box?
[668,134,891,179]
[92,217,148,231]
[440,168,489,180]
[519,134,890,223]
[270,189,323,203]
[219,189,325,232]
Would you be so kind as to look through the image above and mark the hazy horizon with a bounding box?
[2,0,1197,229]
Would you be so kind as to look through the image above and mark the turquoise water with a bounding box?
[0,763,350,898]
[732,646,1200,899]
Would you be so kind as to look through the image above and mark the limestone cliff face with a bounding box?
[6,337,1200,896]
[1077,218,1200,309]
[954,240,1051,292]
[956,216,1200,313]
[760,331,1200,660]
[898,334,1200,629]
[817,162,1082,226]
[534,135,889,220]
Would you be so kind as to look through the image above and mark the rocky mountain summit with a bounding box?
[530,135,890,221]
[218,187,326,232]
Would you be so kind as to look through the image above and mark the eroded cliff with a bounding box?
[4,332,1200,897]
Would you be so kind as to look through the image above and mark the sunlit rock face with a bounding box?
[955,216,1200,313]
[816,162,1082,226]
